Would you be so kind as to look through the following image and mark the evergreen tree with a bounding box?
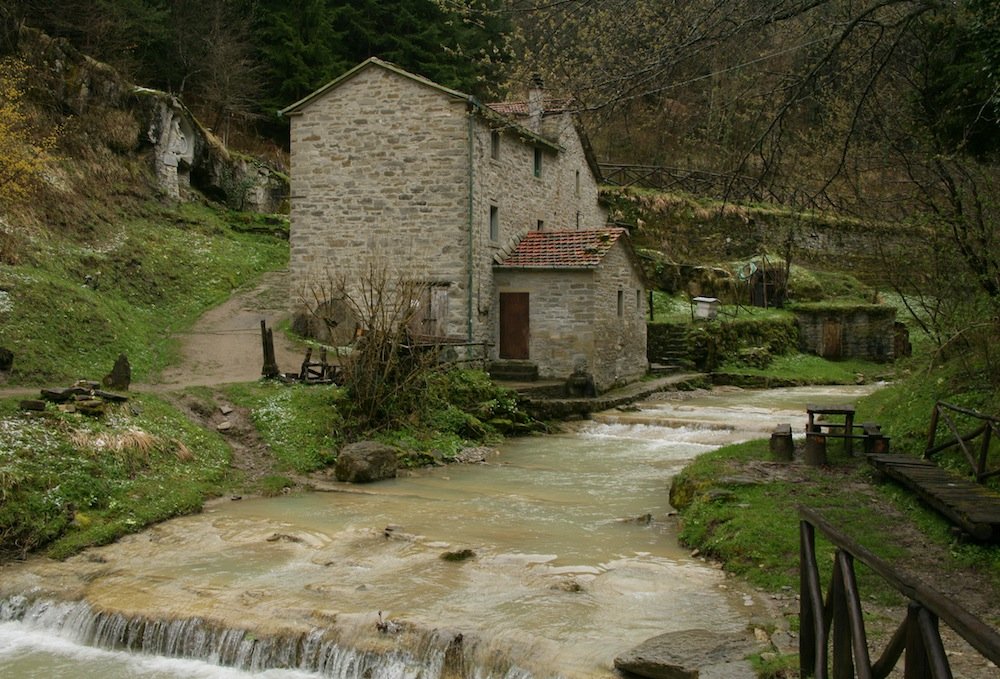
[255,0,348,114]
[256,0,509,114]
[332,0,507,98]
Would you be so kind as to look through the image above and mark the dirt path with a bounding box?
[149,269,305,388]
[0,270,307,398]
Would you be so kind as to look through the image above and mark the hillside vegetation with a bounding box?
[0,204,288,384]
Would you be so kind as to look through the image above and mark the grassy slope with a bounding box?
[0,195,291,559]
[0,392,234,559]
[671,364,1000,620]
[0,202,288,384]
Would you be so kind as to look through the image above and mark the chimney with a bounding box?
[527,74,544,131]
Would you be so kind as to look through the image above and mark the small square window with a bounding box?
[489,205,499,240]
[491,130,500,160]
[533,148,542,177]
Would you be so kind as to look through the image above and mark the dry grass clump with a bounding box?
[173,440,194,462]
[71,428,156,454]
[71,428,185,475]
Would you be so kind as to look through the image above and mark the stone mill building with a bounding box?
[281,57,647,391]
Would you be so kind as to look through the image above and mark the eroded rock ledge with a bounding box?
[6,15,286,213]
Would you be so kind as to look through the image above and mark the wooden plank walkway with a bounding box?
[868,453,1000,542]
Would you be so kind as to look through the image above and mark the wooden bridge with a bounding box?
[867,401,1000,542]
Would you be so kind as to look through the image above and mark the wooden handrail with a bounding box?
[799,506,1000,678]
[925,401,1000,482]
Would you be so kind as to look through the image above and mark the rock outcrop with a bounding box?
[614,629,761,679]
[7,17,286,213]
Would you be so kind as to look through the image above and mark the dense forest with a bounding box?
[2,0,999,385]
[4,0,511,141]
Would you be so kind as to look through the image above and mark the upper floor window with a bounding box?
[533,148,542,177]
[575,170,581,196]
[491,130,500,160]
[536,220,544,231]
[489,205,499,241]
[617,290,624,317]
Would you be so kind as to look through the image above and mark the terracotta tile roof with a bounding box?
[487,99,576,117]
[496,228,627,268]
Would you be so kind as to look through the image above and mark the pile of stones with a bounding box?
[19,381,129,417]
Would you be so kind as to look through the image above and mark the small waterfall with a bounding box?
[0,596,537,679]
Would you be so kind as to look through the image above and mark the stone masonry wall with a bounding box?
[493,241,646,391]
[592,241,648,388]
[287,66,472,337]
[288,63,610,351]
[493,268,597,381]
[794,305,896,362]
[470,111,609,349]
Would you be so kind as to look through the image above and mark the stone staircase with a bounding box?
[649,323,692,374]
[488,359,539,382]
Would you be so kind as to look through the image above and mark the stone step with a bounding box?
[488,361,539,381]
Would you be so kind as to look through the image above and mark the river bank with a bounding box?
[665,384,1000,678]
[4,392,813,679]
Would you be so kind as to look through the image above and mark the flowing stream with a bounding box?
[0,384,879,678]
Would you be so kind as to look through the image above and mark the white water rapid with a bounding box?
[0,384,880,678]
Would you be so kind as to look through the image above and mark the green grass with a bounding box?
[718,353,895,384]
[673,439,908,604]
[0,198,289,558]
[650,290,796,323]
[259,475,295,497]
[673,369,1000,624]
[648,262,878,323]
[223,369,534,472]
[0,202,288,384]
[0,392,234,559]
[858,363,999,480]
[224,382,342,474]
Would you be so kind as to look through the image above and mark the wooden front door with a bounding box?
[499,292,530,359]
[822,319,842,359]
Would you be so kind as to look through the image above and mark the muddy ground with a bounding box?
[153,269,306,388]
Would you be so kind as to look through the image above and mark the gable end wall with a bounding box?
[288,66,472,336]
[592,242,648,388]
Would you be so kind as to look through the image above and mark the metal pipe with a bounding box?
[466,100,476,342]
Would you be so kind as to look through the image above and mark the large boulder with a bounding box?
[334,441,398,483]
[614,629,760,679]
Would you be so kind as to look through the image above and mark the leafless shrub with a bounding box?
[300,262,443,430]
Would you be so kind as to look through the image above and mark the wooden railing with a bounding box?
[925,401,1000,483]
[799,506,1000,678]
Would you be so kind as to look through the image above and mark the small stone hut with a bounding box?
[793,304,897,362]
[493,228,648,390]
